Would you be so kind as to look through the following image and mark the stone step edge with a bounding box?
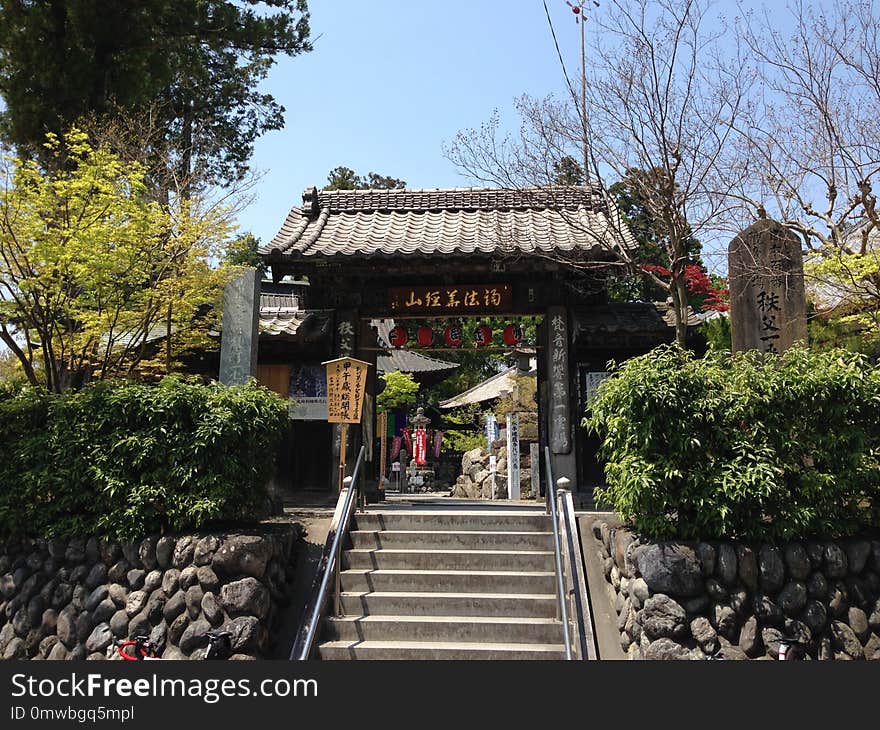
[318,640,566,652]
[359,510,547,516]
[350,530,555,536]
[345,548,555,556]
[340,590,557,600]
[340,569,556,577]
[325,615,561,625]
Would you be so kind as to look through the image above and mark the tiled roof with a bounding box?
[261,186,637,260]
[370,319,460,374]
[258,294,332,340]
[572,303,671,336]
[377,350,460,375]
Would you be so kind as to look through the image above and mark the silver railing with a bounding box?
[290,446,365,660]
[544,446,597,660]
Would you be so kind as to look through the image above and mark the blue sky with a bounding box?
[239,0,585,246]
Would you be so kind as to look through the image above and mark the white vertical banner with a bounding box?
[506,412,521,500]
[485,413,497,450]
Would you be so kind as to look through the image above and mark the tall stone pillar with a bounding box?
[545,306,577,489]
[219,269,260,385]
[729,219,807,354]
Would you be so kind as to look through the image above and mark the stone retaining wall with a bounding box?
[0,525,303,661]
[592,520,880,660]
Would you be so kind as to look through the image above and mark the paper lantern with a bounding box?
[388,325,408,348]
[444,325,463,347]
[474,323,492,346]
[503,323,525,346]
[416,325,434,347]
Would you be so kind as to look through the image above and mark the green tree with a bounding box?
[376,371,419,412]
[0,130,233,392]
[553,156,584,185]
[608,168,703,302]
[0,1,311,186]
[323,166,406,191]
[224,232,264,271]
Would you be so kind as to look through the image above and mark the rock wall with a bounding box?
[0,526,302,661]
[591,520,880,660]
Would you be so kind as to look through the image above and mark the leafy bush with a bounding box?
[376,370,419,412]
[0,377,287,539]
[585,345,880,540]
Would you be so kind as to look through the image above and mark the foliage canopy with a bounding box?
[0,130,233,392]
[0,0,311,186]
[376,371,420,412]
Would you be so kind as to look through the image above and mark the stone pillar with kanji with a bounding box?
[729,219,807,354]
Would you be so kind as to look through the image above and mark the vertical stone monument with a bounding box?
[219,268,260,385]
[728,219,807,354]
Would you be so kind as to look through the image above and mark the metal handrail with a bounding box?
[544,446,572,660]
[290,446,365,661]
[557,484,596,660]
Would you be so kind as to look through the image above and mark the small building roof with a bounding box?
[377,350,460,375]
[261,185,637,261]
[439,366,535,410]
[371,319,460,375]
[258,293,332,341]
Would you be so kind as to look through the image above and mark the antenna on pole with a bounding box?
[565,1,600,183]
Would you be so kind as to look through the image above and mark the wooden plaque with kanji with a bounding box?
[323,357,370,424]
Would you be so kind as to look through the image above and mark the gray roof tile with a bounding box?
[261,186,637,260]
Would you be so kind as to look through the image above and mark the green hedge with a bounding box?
[585,345,880,540]
[0,377,288,539]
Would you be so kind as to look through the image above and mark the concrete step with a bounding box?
[323,614,564,644]
[340,569,556,595]
[350,529,555,551]
[353,511,550,533]
[343,548,555,572]
[317,639,566,660]
[339,591,558,618]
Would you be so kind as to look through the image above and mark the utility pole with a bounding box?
[566,1,600,182]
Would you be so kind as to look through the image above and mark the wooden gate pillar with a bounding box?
[545,305,577,490]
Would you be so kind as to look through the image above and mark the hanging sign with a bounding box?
[444,324,463,347]
[389,284,513,313]
[414,428,428,465]
[323,357,370,424]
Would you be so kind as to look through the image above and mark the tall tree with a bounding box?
[723,1,880,345]
[608,168,703,303]
[0,130,233,392]
[0,1,311,187]
[323,166,407,191]
[446,0,749,346]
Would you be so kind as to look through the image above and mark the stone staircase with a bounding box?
[316,508,568,659]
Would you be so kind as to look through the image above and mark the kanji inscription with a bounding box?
[547,306,571,455]
[729,219,807,355]
[389,284,512,313]
[323,357,370,424]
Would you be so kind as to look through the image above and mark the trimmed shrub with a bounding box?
[0,377,287,539]
[585,345,880,540]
